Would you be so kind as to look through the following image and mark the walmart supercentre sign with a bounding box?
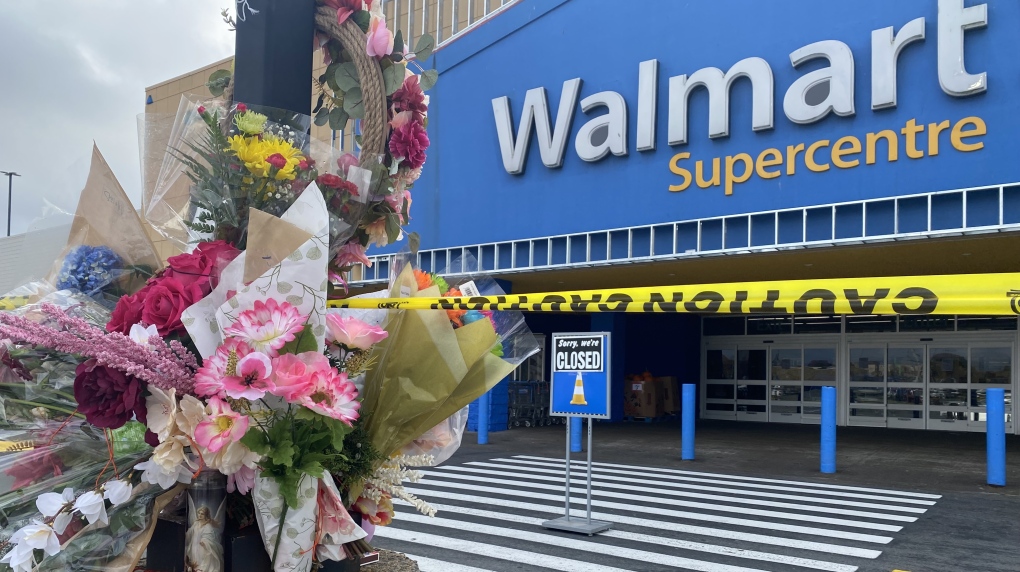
[493,0,990,196]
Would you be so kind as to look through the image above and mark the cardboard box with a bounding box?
[656,377,680,414]
[624,379,663,418]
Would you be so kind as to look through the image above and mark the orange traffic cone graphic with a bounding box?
[570,372,587,405]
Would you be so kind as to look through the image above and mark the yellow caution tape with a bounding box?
[0,440,34,453]
[327,273,1020,315]
[0,296,29,311]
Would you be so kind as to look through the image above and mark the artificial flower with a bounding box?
[0,541,35,572]
[223,299,307,356]
[365,15,394,58]
[73,491,108,526]
[388,120,429,170]
[391,75,428,121]
[325,315,388,350]
[413,269,433,291]
[221,351,274,400]
[227,464,256,495]
[234,109,269,135]
[152,435,190,474]
[227,134,305,181]
[163,250,213,292]
[194,338,253,398]
[270,351,327,401]
[323,0,362,25]
[4,448,65,489]
[36,488,74,535]
[73,358,145,429]
[141,276,206,336]
[337,153,359,176]
[106,288,148,335]
[195,240,242,288]
[389,110,414,130]
[55,245,122,294]
[176,394,208,437]
[205,439,260,475]
[145,386,178,441]
[194,397,249,453]
[354,494,393,526]
[135,458,194,489]
[266,153,288,170]
[103,479,133,506]
[334,241,372,268]
[298,367,360,424]
[129,323,159,347]
[364,217,389,247]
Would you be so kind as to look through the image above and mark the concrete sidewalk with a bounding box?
[461,419,1020,496]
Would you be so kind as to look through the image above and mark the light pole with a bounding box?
[0,171,19,237]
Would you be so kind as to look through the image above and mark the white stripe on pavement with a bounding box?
[401,553,497,572]
[395,501,859,572]
[398,487,883,558]
[418,472,904,532]
[374,527,633,572]
[393,511,775,572]
[513,455,941,500]
[460,460,927,514]
[429,464,918,522]
[403,483,895,543]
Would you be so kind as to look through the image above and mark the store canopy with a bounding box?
[327,273,1020,316]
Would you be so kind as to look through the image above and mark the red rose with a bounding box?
[236,103,247,112]
[388,121,429,170]
[197,105,206,114]
[4,448,65,489]
[266,153,288,169]
[195,240,241,288]
[73,358,145,429]
[164,251,213,292]
[106,286,149,334]
[141,277,206,336]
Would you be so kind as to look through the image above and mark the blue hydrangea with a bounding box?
[55,245,123,294]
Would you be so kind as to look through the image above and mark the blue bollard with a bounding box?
[987,388,1006,487]
[570,416,582,453]
[681,383,696,460]
[478,390,490,445]
[820,386,836,473]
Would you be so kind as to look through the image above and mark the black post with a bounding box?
[232,0,316,114]
[1,172,18,237]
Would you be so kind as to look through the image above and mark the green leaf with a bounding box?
[385,213,402,244]
[207,69,232,96]
[277,323,319,356]
[383,62,406,95]
[334,62,360,92]
[312,93,325,114]
[269,438,296,467]
[392,30,404,58]
[414,34,435,61]
[314,108,330,127]
[352,10,371,32]
[240,427,271,456]
[419,68,439,91]
[328,107,349,131]
[343,87,365,119]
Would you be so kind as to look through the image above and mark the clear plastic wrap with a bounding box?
[398,406,467,466]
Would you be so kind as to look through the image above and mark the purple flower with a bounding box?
[388,121,429,170]
[73,358,145,429]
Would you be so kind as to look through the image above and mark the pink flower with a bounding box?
[388,121,429,170]
[227,464,256,495]
[223,299,307,356]
[388,110,414,130]
[298,368,360,424]
[391,76,427,121]
[323,0,362,25]
[354,494,393,526]
[333,242,372,268]
[316,479,359,553]
[222,352,274,400]
[336,153,359,176]
[270,352,329,402]
[385,190,412,224]
[365,15,394,58]
[194,397,249,453]
[326,315,388,351]
[194,338,253,398]
[236,103,247,112]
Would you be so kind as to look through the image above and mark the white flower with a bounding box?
[2,521,61,571]
[0,542,36,572]
[151,435,189,473]
[129,323,159,347]
[136,459,194,490]
[72,491,107,526]
[103,479,133,506]
[176,394,208,437]
[145,386,178,441]
[36,488,74,534]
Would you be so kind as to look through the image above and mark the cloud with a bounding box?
[0,0,234,235]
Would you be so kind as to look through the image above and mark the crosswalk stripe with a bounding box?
[395,501,860,572]
[392,511,777,572]
[513,455,941,500]
[418,471,904,532]
[400,553,497,572]
[373,527,634,572]
[396,487,883,558]
[404,482,895,543]
[502,457,938,506]
[430,464,919,522]
[460,460,927,514]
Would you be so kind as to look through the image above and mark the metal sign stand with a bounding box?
[541,417,612,535]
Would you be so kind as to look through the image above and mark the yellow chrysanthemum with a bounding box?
[227,135,304,181]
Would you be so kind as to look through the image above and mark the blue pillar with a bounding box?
[987,388,1006,487]
[570,416,582,452]
[820,386,836,474]
[681,383,696,460]
[591,313,626,421]
[477,390,490,445]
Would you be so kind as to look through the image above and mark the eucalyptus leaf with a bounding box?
[414,34,435,61]
[383,63,406,95]
[343,87,365,119]
[207,69,231,96]
[334,62,360,92]
[352,10,371,32]
[328,107,349,131]
[314,108,330,127]
[420,68,439,91]
[392,30,404,57]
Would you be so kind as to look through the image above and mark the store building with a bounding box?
[154,0,1020,433]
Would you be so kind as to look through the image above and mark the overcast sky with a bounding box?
[0,1,234,235]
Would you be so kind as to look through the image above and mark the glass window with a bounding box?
[846,315,897,333]
[899,315,955,332]
[803,385,823,402]
[850,408,884,418]
[771,385,802,401]
[771,349,803,381]
[706,383,735,400]
[747,315,791,335]
[794,315,842,334]
[970,389,1013,408]
[971,347,1011,384]
[930,410,967,421]
[887,387,924,405]
[704,316,745,336]
[804,406,821,415]
[706,402,734,411]
[706,349,735,380]
[888,348,924,384]
[850,348,885,382]
[929,388,968,406]
[737,384,767,401]
[771,405,801,414]
[804,348,836,382]
[850,387,885,404]
[888,409,923,419]
[738,349,767,380]
[737,404,767,412]
[930,348,967,384]
[957,316,1018,331]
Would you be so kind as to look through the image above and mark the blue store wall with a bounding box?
[395,0,1020,253]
